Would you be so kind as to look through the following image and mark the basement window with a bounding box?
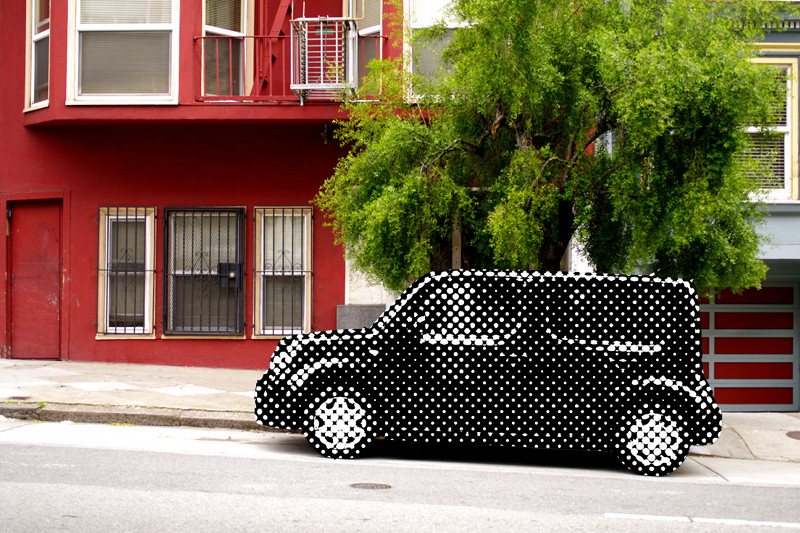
[164,208,245,336]
[97,207,156,337]
[254,207,312,336]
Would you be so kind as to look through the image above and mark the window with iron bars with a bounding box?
[254,207,312,336]
[97,207,156,336]
[164,208,245,335]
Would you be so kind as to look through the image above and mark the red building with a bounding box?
[1,0,798,411]
[1,0,394,369]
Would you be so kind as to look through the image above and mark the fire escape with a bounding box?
[198,0,373,104]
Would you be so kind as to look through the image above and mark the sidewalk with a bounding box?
[1,358,799,463]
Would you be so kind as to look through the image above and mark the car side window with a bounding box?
[416,276,526,347]
[542,277,671,356]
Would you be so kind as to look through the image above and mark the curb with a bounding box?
[0,402,274,432]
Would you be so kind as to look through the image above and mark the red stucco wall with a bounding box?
[0,0,349,369]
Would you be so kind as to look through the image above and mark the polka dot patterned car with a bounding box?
[255,270,722,476]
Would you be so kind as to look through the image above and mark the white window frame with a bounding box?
[405,0,460,100]
[28,0,50,109]
[69,0,180,104]
[164,208,246,337]
[254,207,312,337]
[750,55,799,202]
[203,0,248,97]
[97,208,156,338]
[350,0,382,91]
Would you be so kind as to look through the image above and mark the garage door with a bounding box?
[701,284,799,412]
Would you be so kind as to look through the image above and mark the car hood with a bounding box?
[265,328,377,387]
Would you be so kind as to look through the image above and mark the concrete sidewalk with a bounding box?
[1,358,799,463]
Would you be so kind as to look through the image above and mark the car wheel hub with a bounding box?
[626,412,682,467]
[312,396,367,451]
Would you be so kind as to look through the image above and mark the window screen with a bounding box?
[80,0,172,24]
[80,32,171,94]
[412,29,453,81]
[745,132,788,190]
[206,0,241,31]
[77,0,174,97]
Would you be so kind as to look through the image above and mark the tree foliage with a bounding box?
[316,0,792,292]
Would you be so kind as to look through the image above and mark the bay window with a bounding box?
[408,0,455,86]
[747,59,798,201]
[30,0,50,106]
[204,0,246,97]
[75,0,178,101]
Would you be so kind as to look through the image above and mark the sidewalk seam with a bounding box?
[727,426,758,460]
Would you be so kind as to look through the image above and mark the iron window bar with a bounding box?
[164,207,245,335]
[97,207,155,335]
[256,207,312,336]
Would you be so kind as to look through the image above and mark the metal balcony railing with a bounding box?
[196,30,384,103]
[196,35,295,102]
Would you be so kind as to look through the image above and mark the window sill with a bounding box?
[161,334,247,340]
[252,333,308,340]
[67,97,179,106]
[96,333,156,340]
[24,101,50,113]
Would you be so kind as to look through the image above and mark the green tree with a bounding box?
[316,0,792,292]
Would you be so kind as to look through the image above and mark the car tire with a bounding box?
[303,386,374,459]
[615,407,689,476]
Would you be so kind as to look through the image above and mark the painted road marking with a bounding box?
[605,513,800,529]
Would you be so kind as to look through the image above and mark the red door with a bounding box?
[8,201,62,359]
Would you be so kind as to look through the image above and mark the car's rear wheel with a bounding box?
[304,386,374,459]
[615,408,689,476]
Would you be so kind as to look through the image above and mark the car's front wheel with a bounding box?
[615,408,689,476]
[304,386,374,459]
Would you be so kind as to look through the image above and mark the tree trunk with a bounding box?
[539,199,575,272]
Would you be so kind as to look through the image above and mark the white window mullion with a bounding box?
[205,25,245,38]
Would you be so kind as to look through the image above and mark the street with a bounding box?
[1,420,800,532]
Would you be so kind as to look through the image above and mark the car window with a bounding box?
[540,276,678,357]
[416,275,527,347]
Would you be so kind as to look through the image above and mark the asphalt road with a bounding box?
[1,420,799,532]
